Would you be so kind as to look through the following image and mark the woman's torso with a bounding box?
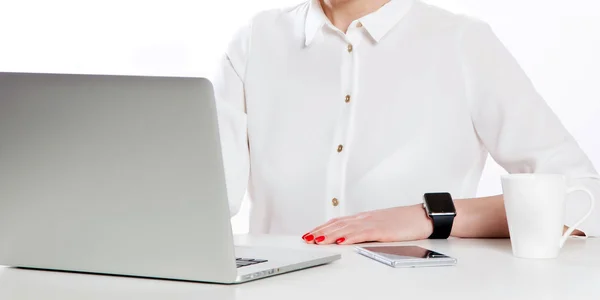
[242,0,488,234]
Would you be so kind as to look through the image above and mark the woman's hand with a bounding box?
[302,204,434,245]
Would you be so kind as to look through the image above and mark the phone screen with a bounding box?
[361,246,450,260]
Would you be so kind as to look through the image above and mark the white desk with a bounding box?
[0,235,599,300]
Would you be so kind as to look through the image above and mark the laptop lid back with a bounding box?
[0,73,237,282]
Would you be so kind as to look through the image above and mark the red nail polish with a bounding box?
[336,237,346,244]
[304,234,314,242]
[302,233,310,240]
[315,236,325,243]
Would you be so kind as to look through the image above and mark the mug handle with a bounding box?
[560,185,596,248]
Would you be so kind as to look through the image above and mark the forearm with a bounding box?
[451,195,509,238]
[450,195,585,238]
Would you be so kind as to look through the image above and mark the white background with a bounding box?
[1,0,598,234]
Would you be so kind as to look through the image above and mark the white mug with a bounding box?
[501,174,595,259]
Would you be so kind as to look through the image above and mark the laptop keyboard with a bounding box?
[236,258,268,268]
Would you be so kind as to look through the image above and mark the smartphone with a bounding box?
[355,245,457,268]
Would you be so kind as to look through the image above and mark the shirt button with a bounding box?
[347,44,353,53]
[345,95,351,103]
[332,198,340,207]
[337,145,344,152]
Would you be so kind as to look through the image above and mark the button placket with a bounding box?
[325,30,362,220]
[329,33,360,218]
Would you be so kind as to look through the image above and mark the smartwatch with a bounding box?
[423,193,457,239]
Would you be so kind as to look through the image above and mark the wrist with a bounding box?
[451,199,469,237]
[415,204,434,239]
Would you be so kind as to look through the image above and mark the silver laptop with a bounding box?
[0,72,340,284]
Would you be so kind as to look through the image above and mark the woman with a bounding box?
[213,0,600,244]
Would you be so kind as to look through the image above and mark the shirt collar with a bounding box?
[359,0,415,43]
[304,0,415,46]
[304,0,328,46]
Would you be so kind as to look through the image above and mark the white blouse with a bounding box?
[212,0,600,236]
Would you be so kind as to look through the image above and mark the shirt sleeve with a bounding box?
[459,20,600,236]
[211,24,252,217]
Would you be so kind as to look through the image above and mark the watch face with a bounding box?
[425,193,456,214]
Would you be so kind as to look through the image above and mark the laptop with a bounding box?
[0,72,340,284]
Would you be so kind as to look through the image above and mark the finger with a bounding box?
[313,222,357,245]
[310,217,357,244]
[302,215,356,243]
[337,228,377,245]
[308,215,355,234]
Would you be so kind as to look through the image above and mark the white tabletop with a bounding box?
[0,235,598,300]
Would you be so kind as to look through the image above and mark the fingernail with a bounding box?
[315,236,325,243]
[336,237,346,244]
[302,233,310,240]
[304,234,314,242]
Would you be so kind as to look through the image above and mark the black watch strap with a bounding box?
[428,214,454,239]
